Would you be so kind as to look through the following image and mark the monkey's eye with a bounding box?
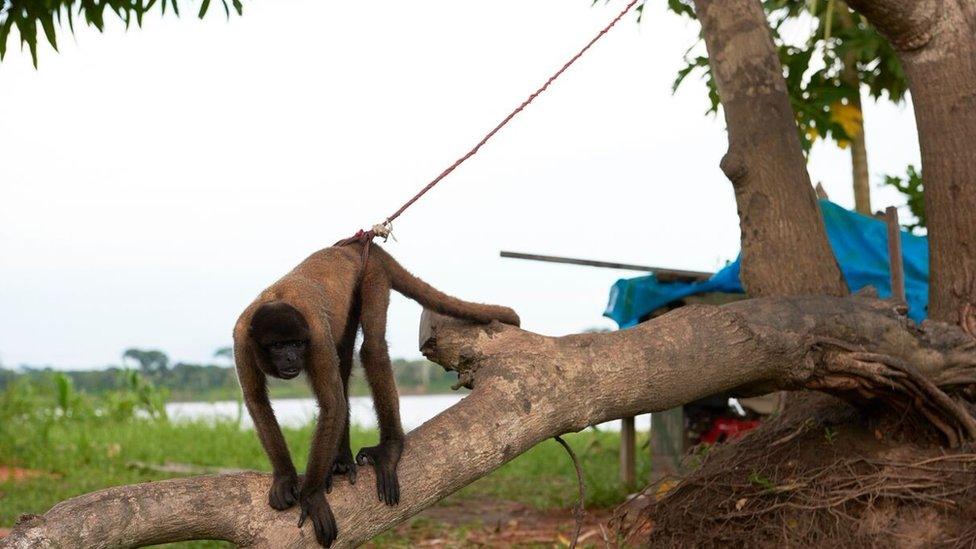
[268,340,303,351]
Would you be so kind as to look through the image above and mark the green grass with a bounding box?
[0,415,647,546]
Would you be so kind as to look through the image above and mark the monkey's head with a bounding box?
[249,301,310,380]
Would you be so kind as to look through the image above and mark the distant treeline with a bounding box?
[0,348,462,402]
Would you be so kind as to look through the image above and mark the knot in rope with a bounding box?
[371,222,394,242]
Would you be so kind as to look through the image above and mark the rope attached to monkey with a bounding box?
[336,0,641,257]
[336,5,638,543]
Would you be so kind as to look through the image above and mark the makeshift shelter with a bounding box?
[605,199,929,327]
[605,199,929,481]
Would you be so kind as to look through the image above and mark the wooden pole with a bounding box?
[499,251,713,282]
[620,416,636,488]
[886,207,906,302]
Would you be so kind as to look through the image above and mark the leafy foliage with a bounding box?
[666,0,908,153]
[0,368,167,429]
[0,0,243,67]
[882,164,925,233]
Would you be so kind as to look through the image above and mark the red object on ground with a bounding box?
[699,417,761,445]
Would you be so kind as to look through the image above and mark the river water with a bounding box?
[166,394,648,432]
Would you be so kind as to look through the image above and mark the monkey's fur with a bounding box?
[233,242,519,546]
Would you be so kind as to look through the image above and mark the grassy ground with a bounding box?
[0,414,648,547]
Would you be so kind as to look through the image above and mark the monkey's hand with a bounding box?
[268,472,299,511]
[325,452,357,493]
[356,440,403,506]
[298,486,338,547]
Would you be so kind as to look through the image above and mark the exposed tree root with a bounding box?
[612,394,976,548]
[806,337,976,446]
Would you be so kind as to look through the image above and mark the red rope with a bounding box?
[338,0,640,250]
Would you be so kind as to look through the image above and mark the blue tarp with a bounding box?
[604,200,929,328]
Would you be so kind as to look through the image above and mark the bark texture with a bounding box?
[837,1,873,217]
[5,297,976,548]
[849,120,871,215]
[693,0,848,297]
[847,0,976,328]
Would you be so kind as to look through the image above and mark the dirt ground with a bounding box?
[369,496,612,547]
[0,466,47,483]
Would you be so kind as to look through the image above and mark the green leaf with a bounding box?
[199,0,211,18]
[66,4,75,33]
[0,21,9,60]
[882,165,925,231]
[40,12,58,51]
[666,0,695,18]
[18,12,40,68]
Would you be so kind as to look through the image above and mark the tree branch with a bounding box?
[4,296,975,548]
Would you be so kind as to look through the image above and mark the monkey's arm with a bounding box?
[299,331,347,547]
[235,343,300,510]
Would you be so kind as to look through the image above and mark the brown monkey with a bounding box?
[233,242,519,546]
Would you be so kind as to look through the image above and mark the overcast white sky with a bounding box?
[0,0,920,369]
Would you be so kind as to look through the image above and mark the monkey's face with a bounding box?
[249,300,312,380]
[265,340,307,379]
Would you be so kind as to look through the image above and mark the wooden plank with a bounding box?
[620,416,636,488]
[499,251,713,282]
[650,407,685,483]
[886,207,906,302]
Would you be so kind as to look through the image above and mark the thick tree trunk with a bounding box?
[692,0,848,297]
[846,0,976,329]
[5,298,976,548]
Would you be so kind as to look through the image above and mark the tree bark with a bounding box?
[5,298,976,548]
[849,124,871,214]
[692,0,848,297]
[846,0,976,329]
[837,1,873,216]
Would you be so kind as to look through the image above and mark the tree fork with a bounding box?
[5,296,976,548]
[692,0,847,298]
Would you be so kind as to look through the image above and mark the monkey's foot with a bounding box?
[298,487,338,547]
[325,452,357,493]
[356,442,402,506]
[268,472,299,511]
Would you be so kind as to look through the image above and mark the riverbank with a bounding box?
[0,358,461,404]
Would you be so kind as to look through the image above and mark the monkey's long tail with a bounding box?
[371,246,521,327]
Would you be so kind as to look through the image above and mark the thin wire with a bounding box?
[555,435,587,549]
